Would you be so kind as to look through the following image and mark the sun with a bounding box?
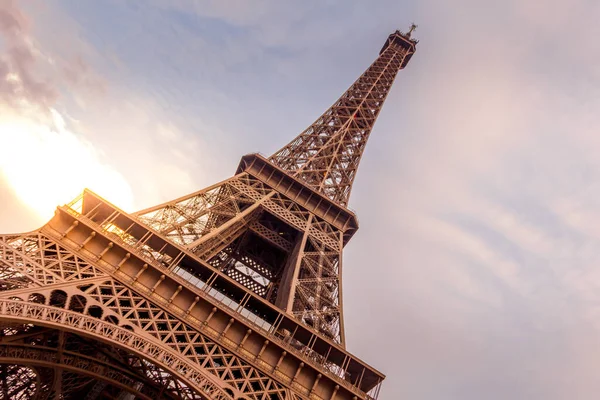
[0,108,134,223]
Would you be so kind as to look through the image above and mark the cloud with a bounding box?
[0,0,57,111]
[0,0,108,115]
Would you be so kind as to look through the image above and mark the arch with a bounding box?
[0,299,232,400]
[69,294,87,313]
[49,290,67,308]
[0,344,161,399]
[87,305,103,319]
[27,293,46,304]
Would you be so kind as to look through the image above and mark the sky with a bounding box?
[1,0,600,399]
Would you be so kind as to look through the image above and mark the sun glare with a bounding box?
[0,109,134,222]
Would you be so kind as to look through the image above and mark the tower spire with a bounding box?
[269,29,417,206]
[406,23,418,38]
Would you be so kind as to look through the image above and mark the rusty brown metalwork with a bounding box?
[0,28,416,399]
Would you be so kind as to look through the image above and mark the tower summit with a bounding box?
[0,28,416,399]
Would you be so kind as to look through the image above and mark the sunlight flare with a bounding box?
[0,108,134,221]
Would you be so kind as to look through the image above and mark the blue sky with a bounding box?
[2,0,600,399]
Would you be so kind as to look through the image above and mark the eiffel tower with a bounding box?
[0,27,416,400]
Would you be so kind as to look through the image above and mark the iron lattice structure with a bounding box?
[0,28,416,400]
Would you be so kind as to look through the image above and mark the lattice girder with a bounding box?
[269,30,416,206]
[136,174,265,247]
[133,165,347,343]
[0,233,104,290]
